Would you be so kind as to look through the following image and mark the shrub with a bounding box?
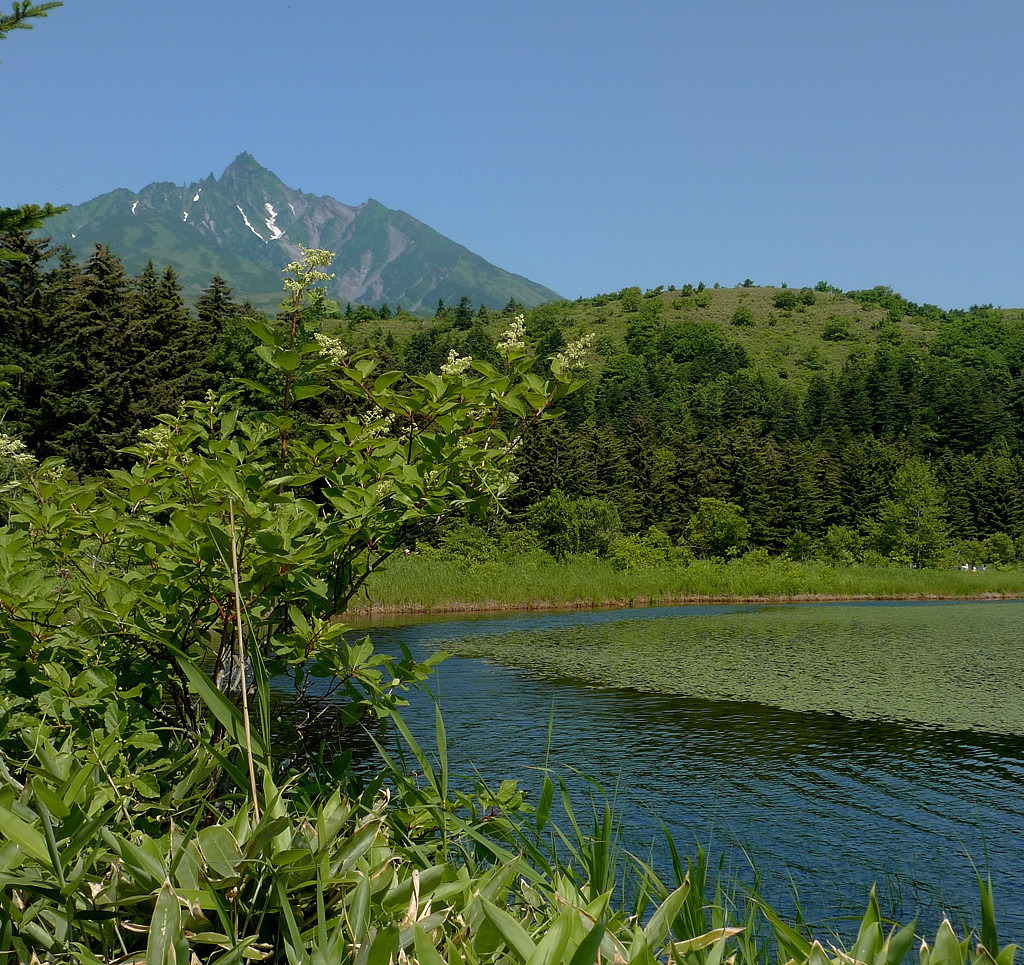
[526,492,622,559]
[606,526,676,570]
[822,525,864,565]
[731,304,755,327]
[985,531,1016,565]
[620,286,642,312]
[785,529,815,561]
[685,498,750,558]
[823,315,853,341]
[438,520,500,564]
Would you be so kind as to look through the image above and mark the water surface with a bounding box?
[361,600,1024,939]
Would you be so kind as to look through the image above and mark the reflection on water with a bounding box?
[358,601,1024,939]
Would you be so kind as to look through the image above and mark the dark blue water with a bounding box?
[353,601,1024,941]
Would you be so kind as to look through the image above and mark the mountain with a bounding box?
[41,153,562,313]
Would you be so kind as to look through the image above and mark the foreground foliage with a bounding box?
[0,253,1016,963]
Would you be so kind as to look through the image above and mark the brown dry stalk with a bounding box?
[228,497,261,822]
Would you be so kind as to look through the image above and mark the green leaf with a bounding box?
[526,911,572,965]
[0,802,50,864]
[349,872,371,944]
[132,773,161,799]
[435,702,448,801]
[930,920,965,965]
[243,317,279,346]
[198,825,245,879]
[643,879,691,949]
[535,775,554,832]
[148,879,187,965]
[277,349,303,372]
[32,780,70,821]
[413,924,448,965]
[978,873,999,958]
[373,371,404,394]
[670,928,743,955]
[292,382,327,400]
[334,820,381,875]
[758,897,812,961]
[882,919,919,965]
[479,898,535,963]
[568,916,607,965]
[367,924,400,965]
[173,656,269,771]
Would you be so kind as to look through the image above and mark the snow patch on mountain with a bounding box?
[236,205,266,242]
[263,202,284,240]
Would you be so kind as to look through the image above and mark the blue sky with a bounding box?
[3,0,1023,309]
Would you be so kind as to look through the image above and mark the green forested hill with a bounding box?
[2,228,1023,569]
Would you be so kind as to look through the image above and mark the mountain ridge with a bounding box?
[42,153,562,312]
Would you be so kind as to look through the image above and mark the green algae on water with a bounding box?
[438,600,1024,735]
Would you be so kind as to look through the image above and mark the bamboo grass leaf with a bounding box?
[0,803,50,865]
[930,920,966,965]
[643,880,691,949]
[274,877,309,965]
[758,897,812,961]
[349,872,371,944]
[851,888,883,964]
[173,655,270,771]
[414,923,449,965]
[335,820,383,876]
[479,897,536,963]
[978,873,999,959]
[31,780,69,821]
[568,915,608,965]
[388,709,440,798]
[197,825,245,880]
[880,920,918,965]
[366,923,400,965]
[527,911,573,965]
[671,927,744,956]
[147,879,188,965]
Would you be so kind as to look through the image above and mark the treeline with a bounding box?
[348,286,1024,568]
[3,231,1024,567]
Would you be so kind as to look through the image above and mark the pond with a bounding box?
[352,599,1024,940]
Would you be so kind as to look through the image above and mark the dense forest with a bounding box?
[3,230,1024,570]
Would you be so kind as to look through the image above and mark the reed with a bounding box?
[346,553,1024,616]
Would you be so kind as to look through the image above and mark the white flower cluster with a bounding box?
[373,478,395,500]
[497,314,526,354]
[554,332,596,373]
[0,433,35,470]
[441,348,473,378]
[314,332,348,366]
[140,424,173,450]
[282,247,336,297]
[362,405,397,439]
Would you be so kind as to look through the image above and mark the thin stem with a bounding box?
[229,498,261,822]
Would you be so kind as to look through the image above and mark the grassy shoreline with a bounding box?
[342,553,1024,618]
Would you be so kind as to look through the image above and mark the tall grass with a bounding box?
[345,553,1024,616]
